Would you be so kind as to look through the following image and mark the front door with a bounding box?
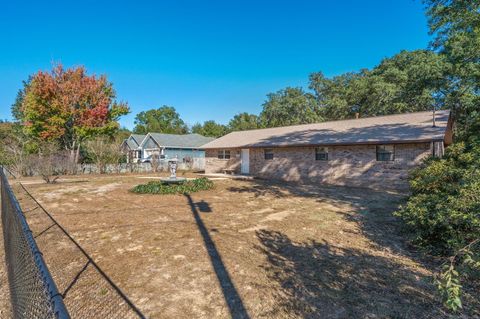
[241,149,249,174]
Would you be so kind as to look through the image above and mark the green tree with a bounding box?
[396,139,480,312]
[115,127,132,141]
[260,87,321,127]
[11,77,31,122]
[309,50,448,120]
[133,106,188,135]
[309,71,364,120]
[396,1,480,312]
[369,50,447,111]
[228,112,261,131]
[425,0,480,138]
[191,120,228,137]
[0,121,16,166]
[0,121,36,176]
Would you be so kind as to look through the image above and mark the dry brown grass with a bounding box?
[2,173,476,318]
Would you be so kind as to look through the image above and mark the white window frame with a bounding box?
[217,149,231,159]
[315,147,329,161]
[264,148,274,160]
[376,145,395,161]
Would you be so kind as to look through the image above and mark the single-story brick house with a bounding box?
[200,110,453,188]
[121,133,214,163]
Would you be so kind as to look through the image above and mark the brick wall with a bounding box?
[204,149,241,173]
[205,143,433,189]
[250,143,432,189]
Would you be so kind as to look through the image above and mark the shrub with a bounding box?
[395,138,480,311]
[31,142,70,183]
[395,142,480,254]
[85,137,124,174]
[131,177,214,195]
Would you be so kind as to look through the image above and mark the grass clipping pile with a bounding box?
[131,177,214,195]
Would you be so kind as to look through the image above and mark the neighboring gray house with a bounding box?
[122,134,146,162]
[121,133,214,163]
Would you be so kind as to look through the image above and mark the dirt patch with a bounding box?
[3,173,476,318]
[42,182,121,200]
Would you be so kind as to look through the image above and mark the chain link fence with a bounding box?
[1,167,70,318]
[1,168,147,318]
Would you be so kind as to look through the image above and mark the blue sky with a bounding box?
[0,0,430,129]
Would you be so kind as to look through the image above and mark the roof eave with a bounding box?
[202,137,446,149]
[139,133,160,148]
[161,145,205,149]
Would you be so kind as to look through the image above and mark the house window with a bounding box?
[217,150,231,159]
[264,149,274,160]
[376,145,395,161]
[315,147,328,161]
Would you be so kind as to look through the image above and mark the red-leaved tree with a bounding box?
[18,64,129,169]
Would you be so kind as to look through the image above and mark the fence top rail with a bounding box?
[1,166,16,179]
[1,167,71,319]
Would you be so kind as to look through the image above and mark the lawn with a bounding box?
[2,173,475,318]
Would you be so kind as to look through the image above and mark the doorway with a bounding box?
[241,149,249,174]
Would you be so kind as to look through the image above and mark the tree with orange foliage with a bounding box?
[16,64,129,168]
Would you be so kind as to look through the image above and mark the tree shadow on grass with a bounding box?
[229,179,480,317]
[229,179,410,258]
[227,183,287,198]
[256,230,446,319]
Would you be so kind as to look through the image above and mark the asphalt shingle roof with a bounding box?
[130,134,146,146]
[147,133,215,149]
[125,139,138,149]
[201,110,451,149]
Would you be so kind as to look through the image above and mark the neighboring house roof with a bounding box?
[121,134,146,150]
[141,133,215,149]
[131,134,147,146]
[124,138,139,149]
[201,110,451,149]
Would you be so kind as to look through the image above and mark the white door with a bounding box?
[241,149,250,174]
